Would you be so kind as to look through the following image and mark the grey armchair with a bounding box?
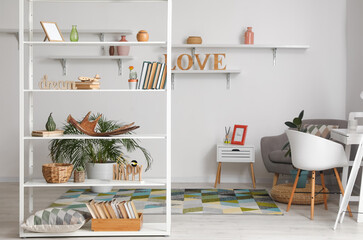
[260,119,348,186]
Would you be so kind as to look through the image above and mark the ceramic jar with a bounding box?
[244,27,254,44]
[137,30,149,42]
[117,35,130,56]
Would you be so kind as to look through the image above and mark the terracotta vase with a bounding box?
[117,35,130,56]
[109,46,115,56]
[244,27,254,44]
[137,30,149,42]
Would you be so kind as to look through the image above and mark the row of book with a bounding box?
[138,61,167,89]
[86,199,139,219]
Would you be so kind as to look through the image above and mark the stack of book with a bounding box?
[138,61,167,89]
[75,74,101,90]
[86,199,139,219]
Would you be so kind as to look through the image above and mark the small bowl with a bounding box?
[187,36,202,44]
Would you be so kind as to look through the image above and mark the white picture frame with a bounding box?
[40,21,64,42]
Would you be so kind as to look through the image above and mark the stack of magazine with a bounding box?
[138,61,167,89]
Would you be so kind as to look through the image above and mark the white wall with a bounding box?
[0,0,347,183]
[346,0,363,114]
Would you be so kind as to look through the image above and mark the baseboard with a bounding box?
[0,177,18,182]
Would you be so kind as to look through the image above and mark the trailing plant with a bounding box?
[282,110,306,157]
[49,113,152,171]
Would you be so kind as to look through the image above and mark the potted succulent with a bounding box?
[74,166,85,183]
[49,113,152,193]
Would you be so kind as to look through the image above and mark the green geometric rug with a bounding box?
[50,189,283,215]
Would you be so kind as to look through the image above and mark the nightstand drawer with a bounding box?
[217,146,255,163]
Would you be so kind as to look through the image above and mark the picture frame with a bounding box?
[231,125,248,145]
[40,21,64,42]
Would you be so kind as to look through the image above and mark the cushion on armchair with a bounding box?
[304,124,338,139]
[269,150,292,164]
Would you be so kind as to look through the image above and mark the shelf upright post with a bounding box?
[19,0,25,237]
[28,0,34,215]
[166,0,172,236]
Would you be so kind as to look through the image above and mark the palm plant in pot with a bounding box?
[49,113,152,193]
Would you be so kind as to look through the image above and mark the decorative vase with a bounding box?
[137,30,149,42]
[244,27,254,44]
[86,162,114,193]
[187,36,202,44]
[70,25,79,42]
[109,46,115,56]
[117,35,130,56]
[74,170,85,183]
[290,169,309,188]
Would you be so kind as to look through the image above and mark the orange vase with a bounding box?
[244,27,254,44]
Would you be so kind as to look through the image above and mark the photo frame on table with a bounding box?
[231,125,248,145]
[40,21,64,42]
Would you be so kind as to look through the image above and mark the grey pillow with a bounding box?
[21,208,85,233]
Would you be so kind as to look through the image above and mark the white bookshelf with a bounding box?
[18,0,172,238]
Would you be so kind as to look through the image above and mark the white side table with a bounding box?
[214,143,256,188]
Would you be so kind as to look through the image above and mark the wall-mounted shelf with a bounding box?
[24,89,166,93]
[24,134,166,140]
[169,44,309,66]
[24,41,166,46]
[48,56,134,75]
[171,69,241,90]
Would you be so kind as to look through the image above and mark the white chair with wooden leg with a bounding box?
[285,130,353,220]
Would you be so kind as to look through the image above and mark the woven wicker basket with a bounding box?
[42,163,73,183]
[270,183,329,205]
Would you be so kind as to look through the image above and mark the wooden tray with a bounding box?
[32,130,64,137]
[91,213,143,231]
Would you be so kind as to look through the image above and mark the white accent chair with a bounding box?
[285,130,353,220]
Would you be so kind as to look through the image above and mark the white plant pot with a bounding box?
[86,162,114,193]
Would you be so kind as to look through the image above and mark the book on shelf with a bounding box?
[87,200,139,219]
[139,61,167,90]
[138,61,150,89]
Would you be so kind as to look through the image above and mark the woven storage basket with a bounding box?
[42,163,73,183]
[270,183,329,205]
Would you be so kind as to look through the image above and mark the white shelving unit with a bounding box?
[19,0,172,238]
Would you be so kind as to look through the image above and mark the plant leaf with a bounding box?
[293,117,302,126]
[298,110,304,120]
[285,121,297,128]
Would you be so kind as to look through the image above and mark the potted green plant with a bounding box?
[49,113,152,193]
[283,110,309,188]
[74,166,85,183]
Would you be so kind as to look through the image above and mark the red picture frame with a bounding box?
[231,125,248,145]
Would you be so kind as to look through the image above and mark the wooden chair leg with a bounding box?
[250,163,256,189]
[214,162,221,188]
[287,169,301,212]
[311,171,316,220]
[218,163,222,184]
[319,171,328,210]
[273,173,279,187]
[333,168,353,217]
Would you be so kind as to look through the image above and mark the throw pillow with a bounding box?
[21,208,85,233]
[304,124,339,139]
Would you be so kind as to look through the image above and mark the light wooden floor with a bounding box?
[1,182,363,240]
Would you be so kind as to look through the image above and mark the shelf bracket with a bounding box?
[100,33,105,54]
[171,73,175,90]
[191,47,196,69]
[118,59,123,75]
[272,48,277,66]
[226,73,231,90]
[61,58,67,75]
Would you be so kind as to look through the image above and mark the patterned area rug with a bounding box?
[50,189,283,215]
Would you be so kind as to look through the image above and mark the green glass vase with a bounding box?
[70,25,79,42]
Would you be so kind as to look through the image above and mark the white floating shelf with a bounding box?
[48,55,134,75]
[172,70,241,74]
[27,0,168,2]
[24,89,166,92]
[24,134,166,140]
[0,29,132,35]
[24,178,166,188]
[21,223,168,238]
[171,70,241,90]
[24,41,166,46]
[172,44,310,49]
